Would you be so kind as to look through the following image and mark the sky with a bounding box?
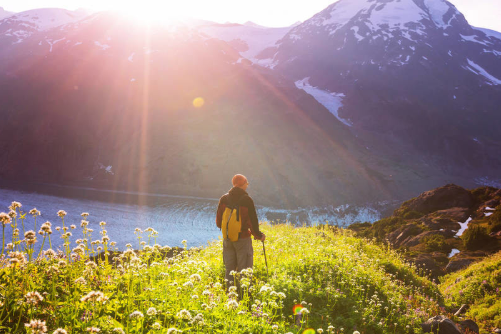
[2,0,501,32]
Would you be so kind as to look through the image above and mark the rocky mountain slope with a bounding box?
[0,11,409,208]
[350,184,501,278]
[0,1,500,208]
[257,0,501,182]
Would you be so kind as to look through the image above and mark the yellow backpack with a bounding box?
[221,200,242,242]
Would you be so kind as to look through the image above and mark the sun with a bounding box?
[118,1,192,24]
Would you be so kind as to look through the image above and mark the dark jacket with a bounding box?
[216,186,263,240]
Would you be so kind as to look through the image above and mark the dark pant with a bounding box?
[223,237,253,287]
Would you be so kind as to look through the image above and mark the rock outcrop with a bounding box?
[405,184,473,214]
[350,184,501,277]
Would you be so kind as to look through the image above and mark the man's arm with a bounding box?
[245,197,264,240]
[216,196,225,229]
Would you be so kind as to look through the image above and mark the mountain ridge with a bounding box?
[0,3,500,208]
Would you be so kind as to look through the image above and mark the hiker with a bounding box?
[216,174,265,288]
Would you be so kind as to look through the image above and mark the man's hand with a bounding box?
[258,233,266,241]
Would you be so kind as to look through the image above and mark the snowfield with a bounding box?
[199,24,291,62]
[455,216,472,237]
[466,59,501,85]
[448,248,460,258]
[295,77,352,126]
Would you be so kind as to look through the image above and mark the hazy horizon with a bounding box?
[1,0,501,31]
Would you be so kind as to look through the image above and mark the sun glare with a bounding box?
[193,97,205,108]
[118,1,192,24]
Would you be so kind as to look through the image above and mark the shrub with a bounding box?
[489,209,501,225]
[489,222,501,234]
[366,216,405,241]
[470,187,493,205]
[422,234,449,252]
[347,221,371,234]
[403,210,424,219]
[462,225,491,250]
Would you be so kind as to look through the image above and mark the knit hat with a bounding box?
[232,174,248,187]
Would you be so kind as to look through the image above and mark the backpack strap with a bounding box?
[227,194,246,222]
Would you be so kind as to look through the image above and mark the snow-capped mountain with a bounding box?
[0,2,500,209]
[0,10,403,209]
[0,8,89,45]
[269,0,501,76]
[254,0,501,180]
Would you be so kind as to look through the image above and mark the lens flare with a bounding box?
[193,97,205,108]
[293,304,304,315]
[302,329,315,334]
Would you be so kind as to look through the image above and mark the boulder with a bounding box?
[485,199,499,208]
[421,207,470,230]
[413,253,447,278]
[445,252,486,273]
[446,258,475,273]
[421,315,462,334]
[406,184,473,214]
[457,320,479,334]
[387,223,423,247]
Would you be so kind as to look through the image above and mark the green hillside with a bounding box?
[1,212,443,333]
[440,251,501,332]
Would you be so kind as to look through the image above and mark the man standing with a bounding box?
[216,174,266,287]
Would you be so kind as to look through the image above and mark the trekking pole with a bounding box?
[262,240,269,278]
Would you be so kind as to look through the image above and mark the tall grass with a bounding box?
[440,251,501,332]
[0,201,443,333]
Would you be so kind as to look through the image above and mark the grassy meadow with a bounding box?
[1,201,447,333]
[440,251,501,332]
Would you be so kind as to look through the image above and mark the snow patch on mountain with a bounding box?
[295,77,352,127]
[475,27,501,41]
[368,0,426,27]
[448,248,460,258]
[46,37,65,52]
[483,49,501,57]
[200,24,291,60]
[7,8,88,31]
[321,0,368,27]
[466,59,501,85]
[460,34,491,46]
[11,30,30,44]
[423,0,454,28]
[455,216,472,237]
[254,56,279,69]
[128,52,135,62]
[94,41,111,50]
[301,0,463,43]
[351,26,365,41]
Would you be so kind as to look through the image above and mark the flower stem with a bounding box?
[37,236,46,259]
[1,224,4,256]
